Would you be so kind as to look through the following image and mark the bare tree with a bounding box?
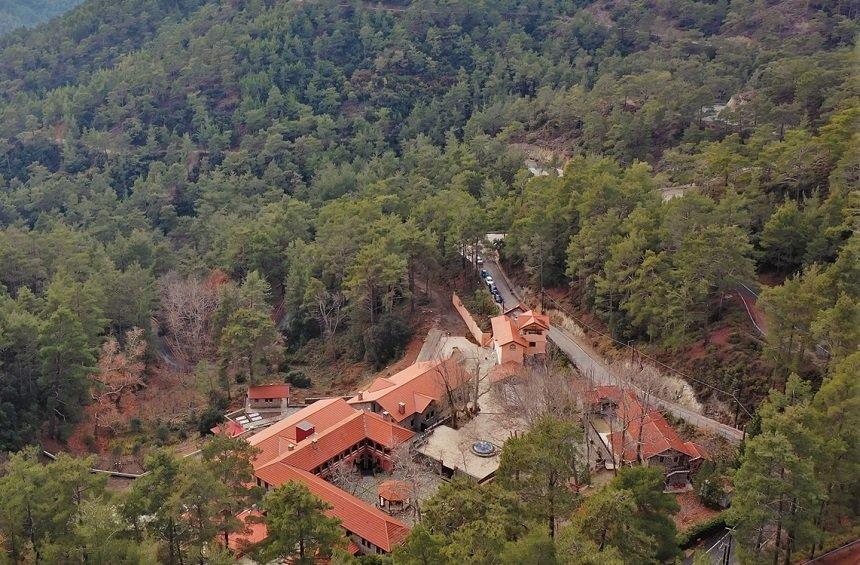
[91,327,147,437]
[306,284,347,344]
[328,461,364,496]
[430,355,473,429]
[496,350,582,427]
[615,362,663,465]
[389,443,438,523]
[158,272,220,366]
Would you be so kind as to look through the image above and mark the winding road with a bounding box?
[483,259,745,443]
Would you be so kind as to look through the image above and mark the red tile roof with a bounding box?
[247,383,291,400]
[488,361,521,384]
[248,398,358,467]
[226,510,266,554]
[491,315,528,347]
[516,309,550,330]
[503,303,528,316]
[256,411,413,474]
[377,480,411,502]
[348,358,470,423]
[255,464,410,552]
[590,386,704,462]
[211,419,245,438]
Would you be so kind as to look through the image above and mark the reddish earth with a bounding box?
[673,492,721,531]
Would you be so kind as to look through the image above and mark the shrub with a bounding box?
[693,461,727,509]
[363,312,413,369]
[677,515,727,548]
[197,406,224,436]
[154,423,170,445]
[208,389,229,411]
[129,418,143,433]
[284,370,312,389]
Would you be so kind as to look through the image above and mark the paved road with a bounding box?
[683,528,738,565]
[483,259,744,444]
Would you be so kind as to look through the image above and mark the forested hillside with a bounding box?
[0,0,857,561]
[0,0,83,35]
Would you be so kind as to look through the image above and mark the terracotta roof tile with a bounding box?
[491,315,528,347]
[255,411,413,473]
[591,386,701,462]
[226,510,266,554]
[349,358,470,423]
[255,464,410,552]
[516,309,550,330]
[247,384,290,400]
[211,419,245,438]
[248,398,357,467]
[377,480,411,502]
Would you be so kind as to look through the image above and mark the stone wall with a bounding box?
[452,293,492,347]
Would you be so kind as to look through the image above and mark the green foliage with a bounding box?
[391,524,447,565]
[284,369,312,389]
[0,1,82,35]
[610,467,681,562]
[38,306,95,438]
[497,415,586,538]
[258,481,344,564]
[0,1,856,558]
[0,448,156,563]
[676,515,727,548]
[200,436,262,548]
[362,312,413,369]
[692,461,726,510]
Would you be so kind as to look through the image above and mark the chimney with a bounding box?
[398,402,406,415]
[382,410,391,421]
[357,391,364,401]
[288,443,295,451]
[295,421,315,443]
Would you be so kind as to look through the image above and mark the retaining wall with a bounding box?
[452,293,493,347]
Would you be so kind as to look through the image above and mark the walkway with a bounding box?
[483,259,744,444]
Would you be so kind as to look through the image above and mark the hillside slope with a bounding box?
[0,0,83,35]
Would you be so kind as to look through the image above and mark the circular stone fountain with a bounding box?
[471,440,496,457]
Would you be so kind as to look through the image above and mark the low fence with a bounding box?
[42,450,146,479]
[452,293,492,347]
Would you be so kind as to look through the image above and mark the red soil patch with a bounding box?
[674,492,721,532]
[708,326,732,348]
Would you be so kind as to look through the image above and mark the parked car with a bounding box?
[490,284,498,294]
[484,276,494,286]
[476,255,484,265]
[480,269,489,279]
[493,293,503,303]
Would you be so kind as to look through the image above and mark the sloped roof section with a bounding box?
[254,464,410,552]
[349,358,470,423]
[491,315,528,347]
[247,383,290,399]
[255,411,413,473]
[589,386,702,462]
[516,309,550,330]
[248,398,358,467]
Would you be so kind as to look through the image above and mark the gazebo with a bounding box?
[377,480,412,513]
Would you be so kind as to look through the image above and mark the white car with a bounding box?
[484,276,494,286]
